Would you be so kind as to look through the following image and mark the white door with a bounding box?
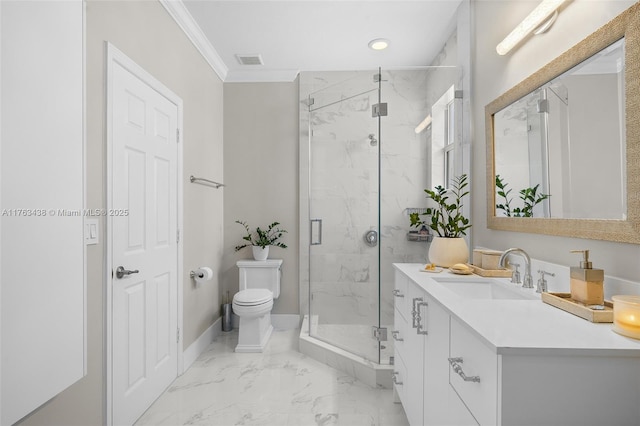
[111,56,179,426]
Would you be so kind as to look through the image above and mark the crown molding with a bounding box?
[225,69,300,83]
[159,0,228,81]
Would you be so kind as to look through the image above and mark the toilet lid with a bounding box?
[233,289,272,306]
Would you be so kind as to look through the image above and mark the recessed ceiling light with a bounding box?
[368,38,389,51]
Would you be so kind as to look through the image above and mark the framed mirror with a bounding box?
[485,3,640,244]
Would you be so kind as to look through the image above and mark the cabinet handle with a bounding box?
[411,297,423,328]
[416,301,429,335]
[393,289,405,298]
[448,357,481,383]
[392,371,403,386]
[391,330,404,341]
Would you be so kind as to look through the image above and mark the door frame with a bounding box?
[104,42,184,426]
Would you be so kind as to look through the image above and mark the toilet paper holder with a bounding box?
[189,266,213,281]
[190,270,204,279]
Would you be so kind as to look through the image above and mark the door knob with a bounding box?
[116,266,139,279]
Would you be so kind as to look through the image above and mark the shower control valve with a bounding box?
[364,229,378,247]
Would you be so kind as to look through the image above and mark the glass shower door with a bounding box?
[308,74,381,363]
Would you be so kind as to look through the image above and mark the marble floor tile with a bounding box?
[135,329,408,426]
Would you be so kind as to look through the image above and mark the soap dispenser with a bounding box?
[569,250,604,305]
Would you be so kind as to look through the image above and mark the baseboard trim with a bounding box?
[182,317,221,371]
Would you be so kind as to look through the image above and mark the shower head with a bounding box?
[368,134,378,146]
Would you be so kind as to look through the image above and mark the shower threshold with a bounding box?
[298,315,393,389]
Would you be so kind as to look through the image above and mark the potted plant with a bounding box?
[234,220,287,261]
[410,174,471,267]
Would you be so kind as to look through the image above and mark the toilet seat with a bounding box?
[233,289,273,306]
[232,289,273,318]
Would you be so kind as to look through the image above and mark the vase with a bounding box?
[428,237,469,267]
[252,245,269,261]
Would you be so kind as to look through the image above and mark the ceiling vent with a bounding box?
[235,54,264,66]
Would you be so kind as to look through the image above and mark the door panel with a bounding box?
[308,78,380,362]
[111,59,178,426]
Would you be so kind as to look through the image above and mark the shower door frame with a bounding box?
[305,70,384,364]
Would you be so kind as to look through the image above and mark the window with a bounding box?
[431,85,457,189]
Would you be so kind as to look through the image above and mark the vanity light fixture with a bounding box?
[414,114,432,134]
[368,38,389,51]
[496,0,566,56]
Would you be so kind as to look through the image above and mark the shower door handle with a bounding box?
[311,219,322,245]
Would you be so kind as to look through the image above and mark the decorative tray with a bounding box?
[470,264,513,278]
[541,292,613,323]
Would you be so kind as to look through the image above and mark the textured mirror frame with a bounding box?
[486,2,640,244]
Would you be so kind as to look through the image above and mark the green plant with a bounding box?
[409,174,471,238]
[495,175,550,218]
[234,220,288,251]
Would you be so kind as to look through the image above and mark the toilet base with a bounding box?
[235,311,274,353]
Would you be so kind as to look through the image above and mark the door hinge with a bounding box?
[372,103,388,117]
[176,128,180,143]
[177,328,180,343]
[176,229,180,243]
[372,326,388,341]
[537,99,549,113]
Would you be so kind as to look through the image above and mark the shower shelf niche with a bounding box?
[407,232,433,242]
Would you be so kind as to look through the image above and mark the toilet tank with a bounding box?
[236,259,283,299]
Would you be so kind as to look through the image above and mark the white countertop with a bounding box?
[394,263,640,356]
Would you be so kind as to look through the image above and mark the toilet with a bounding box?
[232,259,282,352]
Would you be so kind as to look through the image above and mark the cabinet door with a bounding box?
[392,306,406,365]
[393,305,407,403]
[423,297,452,425]
[393,350,408,404]
[393,270,409,320]
[448,385,479,426]
[403,282,426,426]
[449,317,498,425]
[393,271,409,404]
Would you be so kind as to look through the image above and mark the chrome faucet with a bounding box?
[499,248,533,289]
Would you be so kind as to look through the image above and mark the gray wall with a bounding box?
[472,1,639,280]
[222,82,299,315]
[18,1,224,424]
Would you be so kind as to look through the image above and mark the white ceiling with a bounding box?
[179,0,463,82]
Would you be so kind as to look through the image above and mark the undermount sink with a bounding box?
[432,277,539,300]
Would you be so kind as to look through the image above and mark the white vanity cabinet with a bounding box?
[393,269,424,425]
[393,269,462,426]
[447,314,640,425]
[394,264,640,426]
[394,267,482,426]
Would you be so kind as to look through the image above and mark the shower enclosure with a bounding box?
[300,67,461,366]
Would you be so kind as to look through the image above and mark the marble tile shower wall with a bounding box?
[306,70,436,327]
